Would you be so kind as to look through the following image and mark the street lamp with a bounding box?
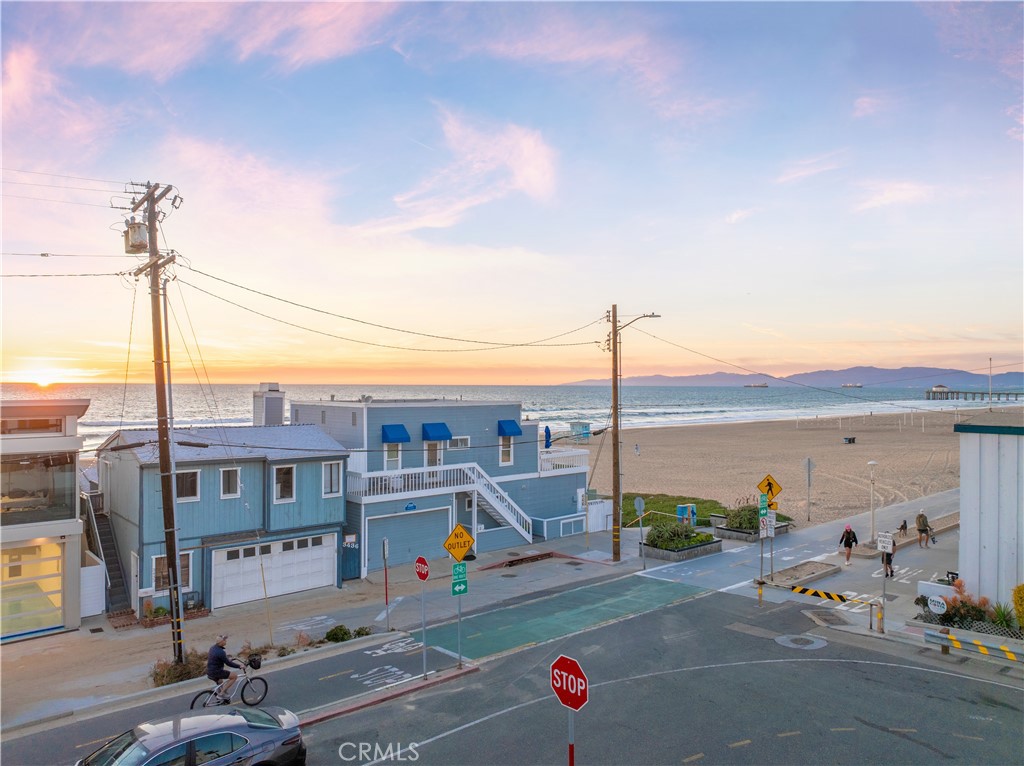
[610,304,660,562]
[868,460,878,543]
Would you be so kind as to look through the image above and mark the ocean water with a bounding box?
[1,381,1011,454]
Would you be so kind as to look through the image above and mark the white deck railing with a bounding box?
[539,448,589,472]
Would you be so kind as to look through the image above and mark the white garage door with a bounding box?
[212,533,336,609]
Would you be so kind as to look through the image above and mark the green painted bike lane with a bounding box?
[415,575,707,660]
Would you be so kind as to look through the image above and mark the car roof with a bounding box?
[131,708,280,752]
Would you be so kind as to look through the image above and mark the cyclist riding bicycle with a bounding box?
[206,634,242,704]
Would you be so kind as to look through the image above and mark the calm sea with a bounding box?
[1,381,1010,454]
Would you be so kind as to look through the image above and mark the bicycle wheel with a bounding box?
[190,690,216,709]
[241,676,268,705]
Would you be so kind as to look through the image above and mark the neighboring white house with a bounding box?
[1,398,90,641]
[953,410,1023,605]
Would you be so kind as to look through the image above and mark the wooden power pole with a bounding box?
[610,305,621,562]
[131,183,184,663]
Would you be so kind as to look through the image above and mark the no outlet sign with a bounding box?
[414,556,429,581]
[551,654,589,711]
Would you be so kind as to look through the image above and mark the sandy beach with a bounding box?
[584,408,1022,527]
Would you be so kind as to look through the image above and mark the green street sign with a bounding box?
[452,579,468,597]
[452,562,467,580]
[759,493,768,514]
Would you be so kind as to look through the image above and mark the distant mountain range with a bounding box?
[564,366,1024,389]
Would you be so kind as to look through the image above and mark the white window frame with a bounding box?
[219,467,240,499]
[151,551,192,594]
[323,461,342,497]
[175,470,200,503]
[424,441,445,468]
[449,436,470,451]
[499,435,513,466]
[384,443,401,472]
[274,464,296,503]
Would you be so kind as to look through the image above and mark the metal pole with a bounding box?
[770,534,774,581]
[568,709,575,766]
[611,304,621,562]
[457,593,463,670]
[421,579,427,680]
[383,538,390,632]
[868,461,877,544]
[638,510,646,570]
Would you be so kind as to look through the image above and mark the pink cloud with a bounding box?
[854,181,935,212]
[776,151,846,184]
[921,2,1023,81]
[853,95,886,118]
[362,108,558,234]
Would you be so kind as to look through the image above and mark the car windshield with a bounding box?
[233,708,281,729]
[81,730,151,766]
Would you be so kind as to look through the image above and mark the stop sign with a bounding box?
[414,556,429,581]
[550,654,588,711]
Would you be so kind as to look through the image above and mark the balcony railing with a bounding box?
[539,448,589,472]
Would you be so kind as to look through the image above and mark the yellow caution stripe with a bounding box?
[924,630,1022,663]
[790,586,848,602]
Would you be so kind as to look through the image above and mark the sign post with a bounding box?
[634,497,646,571]
[451,561,468,668]
[877,531,894,634]
[382,537,390,632]
[414,555,429,679]
[551,655,588,766]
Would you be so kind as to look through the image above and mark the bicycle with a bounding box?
[190,655,267,708]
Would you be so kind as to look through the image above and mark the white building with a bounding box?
[954,410,1023,605]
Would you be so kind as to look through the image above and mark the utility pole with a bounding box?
[608,305,660,563]
[131,182,184,663]
[610,305,621,561]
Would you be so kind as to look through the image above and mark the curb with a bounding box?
[299,664,480,727]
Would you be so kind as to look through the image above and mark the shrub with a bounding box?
[150,647,207,687]
[151,606,169,618]
[939,579,992,628]
[354,626,373,638]
[991,602,1017,630]
[645,523,714,551]
[725,505,759,531]
[277,646,295,657]
[325,624,353,643]
[1013,584,1024,628]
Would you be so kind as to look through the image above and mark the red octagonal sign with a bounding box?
[414,556,429,581]
[550,654,588,711]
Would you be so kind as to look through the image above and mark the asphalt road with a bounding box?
[303,592,1022,766]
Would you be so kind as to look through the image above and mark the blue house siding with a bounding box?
[265,459,347,532]
[473,526,525,553]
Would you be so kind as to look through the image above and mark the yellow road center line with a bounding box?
[318,668,354,681]
[952,733,984,741]
[682,753,705,762]
[728,740,752,748]
[777,731,801,738]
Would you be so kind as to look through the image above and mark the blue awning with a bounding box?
[381,424,411,443]
[497,419,523,437]
[421,422,452,442]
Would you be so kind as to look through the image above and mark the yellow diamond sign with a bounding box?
[443,524,475,563]
[758,474,781,500]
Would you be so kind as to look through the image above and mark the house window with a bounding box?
[385,444,401,472]
[282,541,294,552]
[220,468,240,499]
[1,417,63,435]
[260,544,271,555]
[312,536,323,546]
[297,538,309,549]
[153,552,191,592]
[226,549,240,561]
[424,441,444,469]
[351,412,357,427]
[499,435,513,466]
[321,410,326,425]
[176,470,200,502]
[323,461,342,497]
[449,436,470,451]
[274,465,295,502]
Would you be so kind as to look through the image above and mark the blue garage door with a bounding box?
[367,509,449,572]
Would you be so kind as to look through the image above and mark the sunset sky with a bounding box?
[2,1,1022,386]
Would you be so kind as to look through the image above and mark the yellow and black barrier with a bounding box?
[924,629,1022,663]
[790,586,848,603]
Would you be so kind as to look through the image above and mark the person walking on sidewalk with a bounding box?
[206,634,242,704]
[915,510,930,548]
[883,541,895,578]
[839,525,858,565]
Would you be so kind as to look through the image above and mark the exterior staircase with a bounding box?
[463,465,532,541]
[92,513,132,614]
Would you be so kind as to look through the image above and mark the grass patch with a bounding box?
[622,493,728,528]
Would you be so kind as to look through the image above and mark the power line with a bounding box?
[179,264,604,348]
[1,193,119,209]
[3,252,142,258]
[2,271,130,278]
[2,167,141,186]
[2,180,129,193]
[175,278,600,352]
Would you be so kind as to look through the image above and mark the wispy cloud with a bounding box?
[361,107,558,234]
[921,2,1023,81]
[776,151,846,184]
[724,208,757,225]
[854,181,935,212]
[853,95,888,118]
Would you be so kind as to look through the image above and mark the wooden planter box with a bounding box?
[141,608,210,629]
[640,538,722,562]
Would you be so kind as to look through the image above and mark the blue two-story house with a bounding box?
[289,396,590,578]
[96,424,349,614]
